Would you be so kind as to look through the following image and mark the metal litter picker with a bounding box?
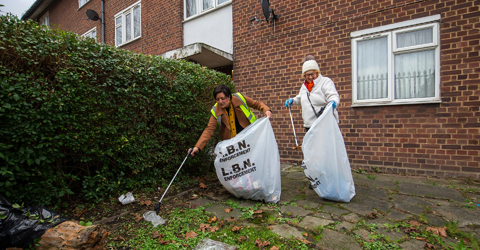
[143,149,193,227]
[288,105,302,150]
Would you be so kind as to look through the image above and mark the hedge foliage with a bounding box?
[0,15,233,206]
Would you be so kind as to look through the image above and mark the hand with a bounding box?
[188,147,199,157]
[265,110,272,118]
[329,101,337,109]
[284,98,293,107]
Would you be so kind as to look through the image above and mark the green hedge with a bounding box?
[0,15,233,206]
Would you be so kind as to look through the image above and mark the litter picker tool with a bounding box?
[288,105,302,150]
[154,149,194,215]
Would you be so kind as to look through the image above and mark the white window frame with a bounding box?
[78,0,91,9]
[351,15,441,107]
[114,1,141,47]
[39,12,49,27]
[184,0,231,20]
[82,27,97,42]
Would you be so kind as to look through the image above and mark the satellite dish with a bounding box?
[260,0,279,21]
[86,9,100,21]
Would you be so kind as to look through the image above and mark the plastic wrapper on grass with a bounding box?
[143,211,166,227]
[193,238,238,250]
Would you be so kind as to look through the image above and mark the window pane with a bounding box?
[115,17,122,25]
[356,37,388,100]
[203,0,214,11]
[92,30,96,41]
[116,26,122,45]
[133,6,141,38]
[218,0,229,4]
[186,0,197,17]
[394,50,435,99]
[397,28,433,48]
[125,13,131,41]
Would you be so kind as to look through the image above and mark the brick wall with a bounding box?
[39,0,183,55]
[232,0,480,178]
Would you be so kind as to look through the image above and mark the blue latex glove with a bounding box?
[329,101,337,109]
[284,98,293,107]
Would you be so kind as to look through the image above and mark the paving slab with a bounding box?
[295,199,320,209]
[238,200,258,208]
[344,202,376,215]
[320,204,349,217]
[353,228,371,241]
[205,204,243,220]
[190,198,215,207]
[398,182,465,202]
[426,214,447,227]
[343,213,361,223]
[386,209,411,221]
[434,206,480,227]
[377,229,406,241]
[271,224,304,239]
[335,221,355,231]
[298,216,334,229]
[399,239,426,249]
[280,205,311,217]
[317,230,362,250]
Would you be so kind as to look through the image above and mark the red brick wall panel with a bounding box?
[233,0,480,178]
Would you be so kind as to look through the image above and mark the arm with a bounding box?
[243,95,272,118]
[322,78,340,106]
[194,115,218,152]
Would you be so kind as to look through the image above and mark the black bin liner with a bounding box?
[0,194,69,249]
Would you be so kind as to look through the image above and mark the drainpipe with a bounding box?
[102,0,105,43]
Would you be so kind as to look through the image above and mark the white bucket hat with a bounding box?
[302,60,320,76]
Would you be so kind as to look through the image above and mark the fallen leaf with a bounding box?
[199,223,209,232]
[424,242,437,249]
[74,208,87,217]
[224,208,232,213]
[366,212,377,219]
[255,238,263,247]
[257,215,263,218]
[140,200,152,206]
[200,182,207,189]
[208,216,217,223]
[185,231,197,239]
[158,238,169,245]
[152,231,161,239]
[270,247,280,250]
[262,241,271,247]
[237,236,247,242]
[403,227,419,233]
[416,237,425,240]
[209,226,219,232]
[426,226,447,237]
[134,213,143,222]
[268,226,273,230]
[407,220,422,227]
[296,237,311,244]
[254,210,263,214]
[303,232,308,237]
[231,226,242,232]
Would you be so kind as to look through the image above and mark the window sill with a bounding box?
[78,1,92,11]
[116,36,141,48]
[351,99,441,107]
[183,1,232,23]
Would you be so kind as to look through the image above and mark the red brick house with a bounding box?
[23,0,480,178]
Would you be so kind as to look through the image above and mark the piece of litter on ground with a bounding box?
[193,238,237,250]
[118,192,135,205]
[143,211,166,227]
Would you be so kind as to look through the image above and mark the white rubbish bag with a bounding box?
[214,117,281,203]
[118,192,135,205]
[302,104,355,202]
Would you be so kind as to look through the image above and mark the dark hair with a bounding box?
[213,84,231,100]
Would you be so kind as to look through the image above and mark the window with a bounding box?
[185,0,231,19]
[82,27,97,42]
[79,0,90,8]
[351,15,441,106]
[115,1,141,47]
[39,12,49,26]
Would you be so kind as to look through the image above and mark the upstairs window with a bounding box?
[115,1,141,47]
[185,0,231,19]
[39,12,49,26]
[79,0,91,8]
[351,15,441,106]
[82,27,97,42]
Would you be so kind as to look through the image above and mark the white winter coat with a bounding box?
[292,74,340,128]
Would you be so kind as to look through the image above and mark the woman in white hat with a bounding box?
[284,55,340,131]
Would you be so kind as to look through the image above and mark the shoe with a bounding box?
[309,184,313,190]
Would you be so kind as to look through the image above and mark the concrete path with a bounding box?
[190,163,480,249]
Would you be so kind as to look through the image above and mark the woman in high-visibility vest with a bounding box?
[189,84,272,157]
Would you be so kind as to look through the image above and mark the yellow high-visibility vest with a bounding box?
[210,93,256,125]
